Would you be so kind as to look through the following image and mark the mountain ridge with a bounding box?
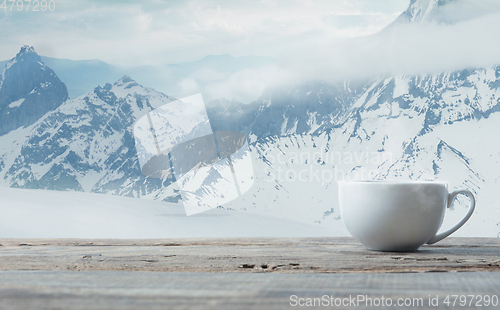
[1,0,500,237]
[0,45,68,136]
[1,72,176,200]
[1,53,276,100]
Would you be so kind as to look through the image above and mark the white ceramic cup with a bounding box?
[338,181,475,251]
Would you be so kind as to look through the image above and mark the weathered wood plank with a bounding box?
[0,271,499,309]
[0,238,499,309]
[0,237,498,273]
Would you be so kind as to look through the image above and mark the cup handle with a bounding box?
[426,189,476,245]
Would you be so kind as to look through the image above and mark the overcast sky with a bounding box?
[0,0,409,65]
[3,0,500,103]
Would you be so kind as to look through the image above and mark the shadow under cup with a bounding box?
[338,181,474,252]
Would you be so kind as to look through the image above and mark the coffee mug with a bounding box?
[338,181,475,251]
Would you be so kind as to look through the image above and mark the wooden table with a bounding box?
[0,237,499,309]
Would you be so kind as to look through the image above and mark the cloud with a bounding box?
[190,65,297,103]
[4,0,499,104]
[0,0,406,65]
[192,0,500,103]
[284,5,500,83]
[167,64,294,103]
[136,10,153,33]
[134,0,500,104]
[429,0,500,24]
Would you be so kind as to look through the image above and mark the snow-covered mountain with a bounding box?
[226,66,500,237]
[392,0,444,24]
[206,80,368,142]
[249,80,367,139]
[208,0,500,237]
[1,0,500,237]
[0,46,68,136]
[388,0,481,26]
[0,73,178,200]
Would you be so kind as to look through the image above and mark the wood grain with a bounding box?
[0,237,498,273]
[0,238,499,309]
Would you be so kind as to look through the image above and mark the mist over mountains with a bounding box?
[1,54,275,102]
[1,0,499,236]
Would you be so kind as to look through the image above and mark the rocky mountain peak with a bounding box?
[0,46,68,136]
[392,0,450,25]
[114,75,139,88]
[3,46,41,76]
[16,45,37,57]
